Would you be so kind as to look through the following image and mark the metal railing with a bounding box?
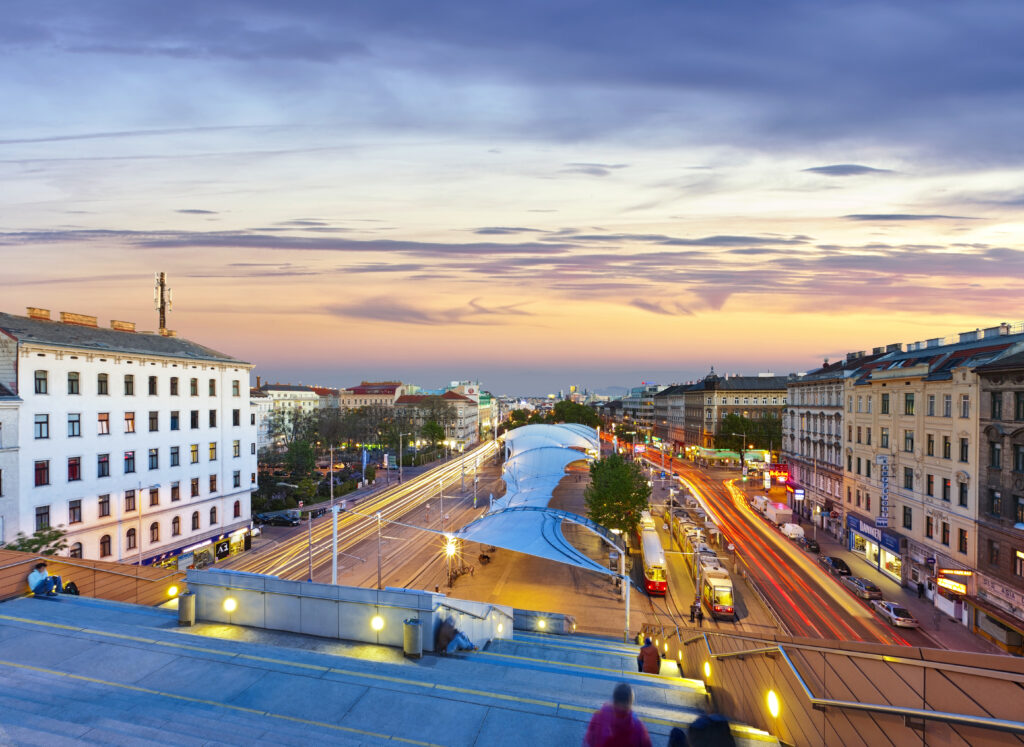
[436,601,513,623]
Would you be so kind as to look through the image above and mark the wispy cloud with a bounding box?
[560,163,629,177]
[843,214,976,221]
[803,164,893,176]
[326,297,535,326]
[629,299,693,316]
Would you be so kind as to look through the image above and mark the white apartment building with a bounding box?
[250,388,273,452]
[0,384,20,544]
[0,308,257,568]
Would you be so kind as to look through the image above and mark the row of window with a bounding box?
[988,442,1024,471]
[989,391,1024,421]
[64,502,243,558]
[705,396,784,405]
[985,544,1024,577]
[33,444,254,485]
[847,432,971,460]
[36,480,252,532]
[894,505,970,553]
[34,371,243,398]
[847,472,969,506]
[34,408,243,439]
[851,392,971,417]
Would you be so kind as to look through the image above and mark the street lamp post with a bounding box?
[439,478,444,533]
[399,432,411,484]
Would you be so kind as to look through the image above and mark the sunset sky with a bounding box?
[3,2,1024,394]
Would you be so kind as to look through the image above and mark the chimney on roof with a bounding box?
[110,320,136,332]
[26,307,51,320]
[256,376,261,388]
[872,346,884,355]
[158,329,176,337]
[886,343,902,353]
[959,330,979,343]
[823,358,829,366]
[59,311,97,328]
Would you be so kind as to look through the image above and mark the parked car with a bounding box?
[255,512,300,527]
[795,536,820,553]
[842,576,883,599]
[871,600,920,628]
[818,555,852,576]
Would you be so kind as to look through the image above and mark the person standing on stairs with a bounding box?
[584,683,652,747]
[637,637,661,674]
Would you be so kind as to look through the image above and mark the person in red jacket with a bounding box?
[637,637,661,674]
[584,683,652,747]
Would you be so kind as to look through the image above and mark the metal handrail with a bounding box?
[0,554,181,583]
[436,601,513,622]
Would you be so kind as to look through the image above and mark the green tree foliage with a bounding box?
[286,439,316,475]
[551,400,600,427]
[584,453,651,534]
[421,420,445,445]
[4,526,69,556]
[717,414,782,452]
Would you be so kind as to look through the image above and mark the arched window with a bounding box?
[191,511,200,530]
[209,506,218,525]
[100,534,111,557]
[172,516,181,536]
[126,528,137,550]
[150,522,160,543]
[69,542,83,558]
[233,500,241,518]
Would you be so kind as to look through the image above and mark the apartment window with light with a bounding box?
[903,467,913,490]
[34,460,49,486]
[943,436,951,459]
[958,528,967,554]
[34,414,49,439]
[958,482,968,507]
[67,371,80,395]
[902,506,912,530]
[170,377,179,396]
[190,378,198,396]
[148,448,159,470]
[124,374,134,396]
[927,395,935,416]
[124,450,135,473]
[943,394,952,417]
[191,511,200,530]
[124,490,136,512]
[991,392,1003,420]
[190,478,199,497]
[34,370,47,394]
[209,442,217,461]
[942,478,951,502]
[171,482,180,501]
[190,444,199,463]
[1015,550,1024,577]
[190,410,199,429]
[990,441,1002,469]
[209,410,217,427]
[232,440,240,458]
[233,470,241,488]
[98,494,110,517]
[97,373,108,395]
[124,412,135,433]
[97,453,110,477]
[881,393,889,414]
[959,438,969,462]
[126,528,136,550]
[209,379,216,396]
[904,393,915,415]
[904,430,914,453]
[209,474,217,493]
[98,412,110,435]
[880,428,889,448]
[251,472,257,484]
[67,457,81,482]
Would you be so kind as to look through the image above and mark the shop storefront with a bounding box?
[148,526,252,570]
[846,515,904,583]
[969,573,1024,656]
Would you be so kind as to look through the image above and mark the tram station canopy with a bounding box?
[453,424,619,577]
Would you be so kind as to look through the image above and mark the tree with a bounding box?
[421,420,445,445]
[718,414,782,452]
[286,439,316,475]
[4,526,69,556]
[551,400,600,428]
[584,453,651,534]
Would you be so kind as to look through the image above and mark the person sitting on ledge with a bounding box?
[436,616,477,654]
[27,561,63,597]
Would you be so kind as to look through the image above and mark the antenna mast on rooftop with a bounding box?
[154,272,172,332]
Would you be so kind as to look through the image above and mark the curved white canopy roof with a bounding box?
[504,423,598,453]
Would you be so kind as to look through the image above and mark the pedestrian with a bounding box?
[917,581,925,599]
[687,713,736,747]
[689,603,696,623]
[637,637,661,674]
[436,615,477,655]
[584,683,652,747]
[27,561,64,597]
[668,727,690,747]
[695,606,704,628]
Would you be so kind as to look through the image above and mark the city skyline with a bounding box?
[4,2,1024,394]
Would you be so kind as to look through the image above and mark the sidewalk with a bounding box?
[729,474,1003,655]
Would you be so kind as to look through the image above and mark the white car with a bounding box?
[871,600,920,628]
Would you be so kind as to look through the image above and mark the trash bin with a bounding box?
[178,592,196,627]
[403,618,423,658]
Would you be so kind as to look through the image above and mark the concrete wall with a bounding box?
[187,569,513,651]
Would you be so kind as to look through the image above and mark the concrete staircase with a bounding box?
[0,596,777,746]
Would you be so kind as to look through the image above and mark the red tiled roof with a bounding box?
[311,387,338,396]
[441,391,474,402]
[394,394,426,405]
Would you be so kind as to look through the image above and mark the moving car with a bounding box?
[842,576,883,599]
[795,536,820,553]
[818,555,852,576]
[871,600,920,628]
[780,522,804,539]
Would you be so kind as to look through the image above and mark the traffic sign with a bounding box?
[298,500,304,508]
